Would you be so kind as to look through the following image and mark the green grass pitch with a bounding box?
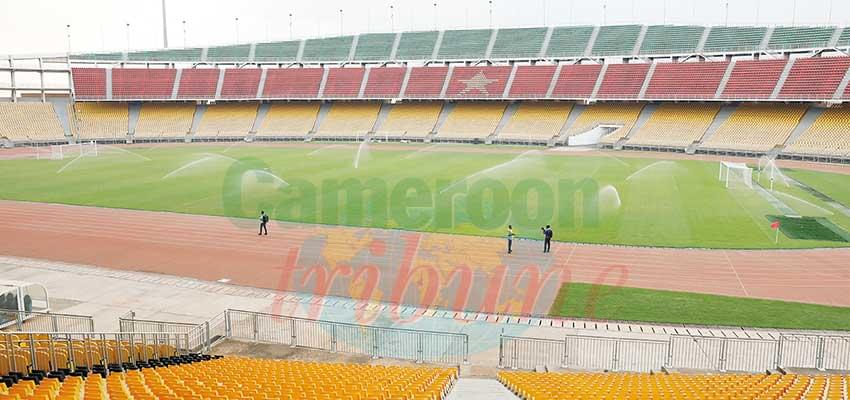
[1,143,850,250]
[549,283,850,331]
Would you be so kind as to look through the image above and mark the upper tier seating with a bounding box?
[445,66,512,99]
[639,25,705,54]
[498,102,572,142]
[256,102,320,137]
[596,63,650,99]
[508,66,557,98]
[262,68,324,98]
[768,26,837,50]
[206,44,252,62]
[499,371,849,400]
[402,67,449,98]
[779,56,850,100]
[220,69,262,99]
[134,103,195,138]
[490,28,547,59]
[363,67,406,98]
[196,103,258,137]
[111,68,176,100]
[702,26,767,52]
[551,64,603,98]
[128,48,202,62]
[315,102,380,137]
[2,357,457,400]
[591,25,642,56]
[73,52,123,61]
[720,59,787,99]
[627,103,721,147]
[322,68,366,98]
[353,33,397,61]
[301,36,355,61]
[73,102,129,140]
[0,103,66,142]
[438,102,507,139]
[567,103,645,144]
[545,26,595,58]
[645,61,729,99]
[395,31,439,60]
[785,106,850,157]
[703,104,807,152]
[176,69,219,99]
[840,28,850,47]
[376,102,443,139]
[71,68,107,100]
[254,40,300,62]
[438,29,493,60]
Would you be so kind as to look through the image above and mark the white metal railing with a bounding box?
[119,309,469,365]
[500,333,850,372]
[0,309,94,332]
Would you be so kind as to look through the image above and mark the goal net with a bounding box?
[719,161,753,189]
[39,141,99,160]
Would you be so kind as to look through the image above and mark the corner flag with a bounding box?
[771,220,781,244]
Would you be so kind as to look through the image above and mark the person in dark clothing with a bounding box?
[507,225,515,254]
[259,211,269,235]
[541,225,553,253]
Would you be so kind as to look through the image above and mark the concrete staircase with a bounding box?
[307,102,332,141]
[430,102,456,142]
[188,104,207,142]
[250,103,271,140]
[445,378,519,400]
[770,58,796,99]
[615,103,658,149]
[370,102,394,137]
[692,104,737,152]
[781,107,825,150]
[490,102,519,143]
[127,102,142,141]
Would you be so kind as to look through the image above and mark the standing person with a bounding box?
[541,225,553,253]
[259,211,269,236]
[507,225,515,254]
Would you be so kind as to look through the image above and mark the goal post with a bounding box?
[719,161,753,189]
[46,141,99,160]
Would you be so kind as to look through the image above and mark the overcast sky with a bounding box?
[1,0,848,56]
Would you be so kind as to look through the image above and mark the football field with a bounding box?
[1,142,849,250]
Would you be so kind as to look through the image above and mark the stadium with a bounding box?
[2,0,850,398]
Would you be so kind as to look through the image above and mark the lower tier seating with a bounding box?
[437,102,507,139]
[73,103,129,140]
[375,102,443,139]
[565,103,645,144]
[196,103,258,137]
[497,102,572,142]
[0,103,66,142]
[499,371,849,400]
[315,102,381,137]
[785,107,850,157]
[1,356,457,400]
[134,103,195,138]
[627,104,721,148]
[702,104,807,152]
[256,102,320,137]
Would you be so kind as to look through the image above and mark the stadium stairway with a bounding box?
[445,378,519,400]
[306,103,333,141]
[614,103,658,149]
[489,102,520,144]
[781,107,826,151]
[689,104,737,153]
[127,103,141,140]
[249,103,271,140]
[188,104,206,139]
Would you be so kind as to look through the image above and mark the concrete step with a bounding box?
[445,378,519,400]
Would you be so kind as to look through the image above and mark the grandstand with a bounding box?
[133,103,195,139]
[72,102,129,140]
[566,103,645,143]
[437,102,507,141]
[626,103,721,148]
[497,102,572,143]
[702,104,808,153]
[314,102,381,138]
[195,103,258,138]
[0,103,66,142]
[256,102,320,138]
[375,102,443,139]
[785,106,850,157]
[499,372,849,400]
